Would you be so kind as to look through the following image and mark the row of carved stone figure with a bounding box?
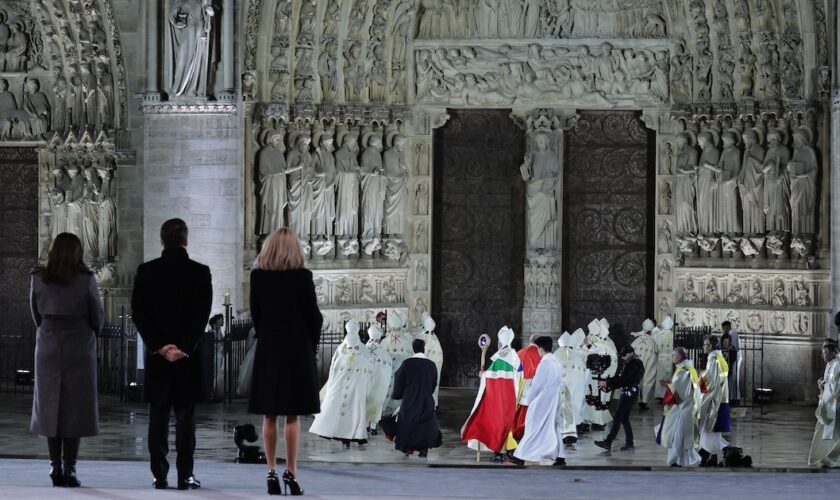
[681,275,812,308]
[257,127,409,259]
[0,13,30,72]
[670,126,818,254]
[0,78,50,140]
[48,158,118,262]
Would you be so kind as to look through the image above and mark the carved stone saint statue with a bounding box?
[81,167,101,261]
[359,134,386,254]
[96,163,117,259]
[696,131,721,234]
[657,259,672,291]
[787,128,819,235]
[762,129,791,232]
[382,134,408,236]
[168,0,215,97]
[257,130,288,235]
[285,135,313,239]
[49,166,70,240]
[64,162,85,237]
[311,132,337,238]
[520,132,559,251]
[739,129,766,234]
[715,131,742,234]
[335,132,360,254]
[674,132,699,234]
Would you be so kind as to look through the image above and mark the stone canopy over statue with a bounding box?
[168,0,215,98]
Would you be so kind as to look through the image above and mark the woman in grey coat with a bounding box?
[30,232,104,487]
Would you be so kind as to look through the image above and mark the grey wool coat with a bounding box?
[29,270,104,438]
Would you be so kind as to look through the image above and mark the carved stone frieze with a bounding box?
[140,102,237,114]
[313,268,408,308]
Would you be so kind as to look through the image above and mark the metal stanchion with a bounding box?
[224,292,233,403]
[120,305,128,402]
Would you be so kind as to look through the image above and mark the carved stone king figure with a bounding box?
[168,0,215,98]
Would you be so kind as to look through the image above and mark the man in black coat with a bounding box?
[132,218,212,490]
[389,339,442,457]
[594,345,645,452]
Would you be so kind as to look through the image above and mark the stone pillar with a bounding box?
[831,88,840,338]
[144,0,160,99]
[512,109,578,343]
[218,0,236,100]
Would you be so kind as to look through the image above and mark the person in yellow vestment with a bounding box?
[657,347,701,467]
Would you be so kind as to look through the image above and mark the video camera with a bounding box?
[585,353,612,410]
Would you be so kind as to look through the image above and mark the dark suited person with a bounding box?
[132,219,212,490]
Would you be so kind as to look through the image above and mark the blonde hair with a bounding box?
[254,228,304,271]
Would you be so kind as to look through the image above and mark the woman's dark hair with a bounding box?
[209,314,224,327]
[42,233,89,285]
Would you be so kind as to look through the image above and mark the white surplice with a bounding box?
[583,320,616,426]
[809,357,840,467]
[699,350,729,456]
[554,330,587,436]
[309,331,373,441]
[631,330,658,404]
[514,354,566,463]
[380,325,414,416]
[366,340,394,428]
[653,319,674,399]
[658,359,701,466]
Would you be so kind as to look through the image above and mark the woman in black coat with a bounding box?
[30,233,104,487]
[248,228,322,496]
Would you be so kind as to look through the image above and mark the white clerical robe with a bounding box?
[554,346,587,435]
[653,327,674,398]
[809,357,840,467]
[583,336,616,426]
[418,330,443,406]
[658,360,701,466]
[366,340,393,429]
[514,354,566,463]
[631,332,658,404]
[309,334,373,441]
[699,350,729,456]
[380,327,414,415]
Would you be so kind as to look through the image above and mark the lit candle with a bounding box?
[223,291,231,306]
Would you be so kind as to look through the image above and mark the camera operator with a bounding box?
[594,346,645,452]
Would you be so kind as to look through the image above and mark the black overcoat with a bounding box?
[392,356,442,452]
[247,268,322,416]
[131,248,212,406]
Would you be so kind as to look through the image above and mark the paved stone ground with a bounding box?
[0,459,837,499]
[0,389,820,469]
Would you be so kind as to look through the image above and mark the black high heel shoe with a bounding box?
[266,470,282,495]
[49,464,65,487]
[282,470,303,496]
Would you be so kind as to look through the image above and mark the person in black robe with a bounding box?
[389,339,442,457]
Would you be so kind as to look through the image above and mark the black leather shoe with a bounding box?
[63,467,81,488]
[50,464,65,487]
[594,440,611,451]
[553,458,566,468]
[178,476,201,490]
[153,479,168,489]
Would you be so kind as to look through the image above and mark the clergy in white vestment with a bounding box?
[653,316,675,399]
[309,320,373,447]
[366,324,393,433]
[631,318,658,409]
[657,347,701,467]
[514,336,567,467]
[721,320,742,404]
[583,319,616,428]
[417,312,443,406]
[809,339,840,467]
[698,336,730,466]
[554,329,587,442]
[381,310,413,416]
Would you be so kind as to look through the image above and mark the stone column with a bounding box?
[218,0,236,100]
[831,88,840,338]
[144,0,160,100]
[511,109,578,343]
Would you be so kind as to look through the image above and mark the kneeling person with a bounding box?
[513,336,567,467]
[390,339,442,457]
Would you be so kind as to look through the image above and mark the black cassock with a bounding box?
[388,356,442,452]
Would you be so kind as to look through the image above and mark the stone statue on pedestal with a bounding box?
[96,163,117,259]
[763,129,791,232]
[674,132,699,235]
[382,133,408,237]
[81,167,101,261]
[359,134,386,254]
[787,128,818,235]
[311,132,337,241]
[520,132,559,251]
[168,0,215,98]
[257,130,288,235]
[286,134,313,242]
[696,131,721,235]
[715,130,742,234]
[335,131,360,255]
[49,166,70,240]
[739,129,766,234]
[64,162,84,237]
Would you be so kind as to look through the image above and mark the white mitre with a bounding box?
[558,331,573,348]
[368,323,383,341]
[421,313,436,333]
[587,319,601,337]
[344,320,362,348]
[598,318,610,338]
[642,318,655,332]
[571,328,586,347]
[387,310,406,329]
[660,316,674,330]
[497,326,514,348]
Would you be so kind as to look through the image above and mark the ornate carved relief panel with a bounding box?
[562,111,654,336]
[431,109,526,387]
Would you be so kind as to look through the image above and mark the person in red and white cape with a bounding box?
[511,334,543,442]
